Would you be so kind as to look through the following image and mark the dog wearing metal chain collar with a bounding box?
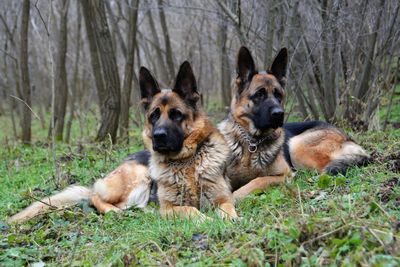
[219,47,370,200]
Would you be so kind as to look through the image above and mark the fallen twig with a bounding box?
[302,223,353,246]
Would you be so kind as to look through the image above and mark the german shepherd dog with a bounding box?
[219,47,370,200]
[8,62,237,223]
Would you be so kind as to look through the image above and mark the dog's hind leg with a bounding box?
[91,195,122,213]
[324,141,370,175]
[91,161,151,213]
[289,128,369,174]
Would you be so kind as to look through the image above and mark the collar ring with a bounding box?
[248,143,258,153]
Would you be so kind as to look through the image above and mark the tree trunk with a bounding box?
[50,0,69,141]
[219,18,231,107]
[157,0,175,84]
[119,0,139,141]
[81,1,106,109]
[320,0,336,122]
[65,0,82,143]
[1,40,18,138]
[19,0,31,143]
[355,0,385,101]
[383,58,399,130]
[81,0,121,143]
[105,0,127,58]
[301,35,328,119]
[147,10,169,84]
[264,1,275,66]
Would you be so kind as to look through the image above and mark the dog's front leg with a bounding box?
[213,197,238,219]
[217,202,238,220]
[233,175,287,200]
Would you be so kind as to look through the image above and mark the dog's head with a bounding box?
[231,47,288,135]
[139,61,201,156]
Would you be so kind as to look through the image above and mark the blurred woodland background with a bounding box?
[0,0,399,144]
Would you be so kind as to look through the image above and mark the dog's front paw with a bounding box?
[194,212,213,223]
[216,203,239,221]
[104,206,122,213]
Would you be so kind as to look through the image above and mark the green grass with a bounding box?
[0,114,399,266]
[379,85,400,125]
[0,107,100,143]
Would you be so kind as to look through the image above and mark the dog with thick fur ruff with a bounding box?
[140,62,236,220]
[220,47,370,200]
[8,62,237,223]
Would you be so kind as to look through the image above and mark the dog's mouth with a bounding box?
[153,143,182,154]
[151,126,185,154]
[234,113,282,136]
[153,145,169,153]
[255,125,280,133]
[271,119,284,129]
[251,117,283,131]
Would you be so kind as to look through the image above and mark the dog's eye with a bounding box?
[169,109,184,122]
[251,88,266,102]
[149,108,160,124]
[274,89,282,102]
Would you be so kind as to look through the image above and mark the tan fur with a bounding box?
[160,206,211,221]
[231,73,285,136]
[221,49,293,199]
[224,70,291,198]
[8,186,92,223]
[8,160,151,223]
[9,65,238,223]
[219,116,292,200]
[222,47,368,200]
[289,128,368,172]
[233,175,286,200]
[231,152,292,200]
[144,91,237,220]
[215,197,240,219]
[91,162,150,212]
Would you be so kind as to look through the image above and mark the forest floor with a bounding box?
[0,110,399,265]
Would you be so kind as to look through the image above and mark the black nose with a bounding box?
[271,107,284,119]
[153,128,167,141]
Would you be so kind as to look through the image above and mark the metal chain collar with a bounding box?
[234,121,278,153]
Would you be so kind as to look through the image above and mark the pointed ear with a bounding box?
[270,48,288,86]
[173,61,200,108]
[139,67,160,110]
[236,46,256,94]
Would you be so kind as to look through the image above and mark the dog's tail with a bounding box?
[324,141,371,175]
[7,185,92,223]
